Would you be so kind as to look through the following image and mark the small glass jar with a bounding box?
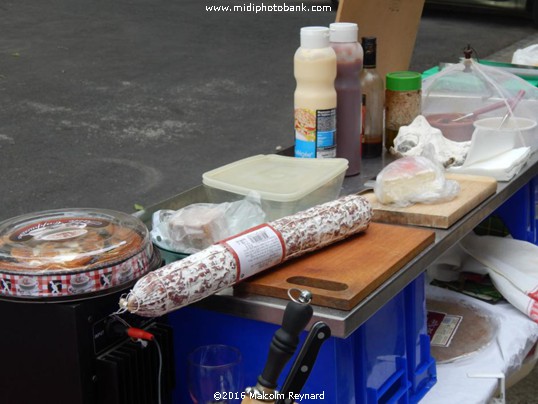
[384,71,422,151]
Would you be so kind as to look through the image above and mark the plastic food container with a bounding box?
[473,116,537,150]
[0,208,161,301]
[202,154,348,221]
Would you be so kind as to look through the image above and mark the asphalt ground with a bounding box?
[1,1,537,222]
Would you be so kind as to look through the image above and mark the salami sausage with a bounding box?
[120,194,372,317]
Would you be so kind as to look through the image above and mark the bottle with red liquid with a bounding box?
[329,22,363,176]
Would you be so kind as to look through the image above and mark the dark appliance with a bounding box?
[0,290,175,404]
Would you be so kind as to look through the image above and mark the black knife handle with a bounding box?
[257,298,314,390]
[276,321,331,404]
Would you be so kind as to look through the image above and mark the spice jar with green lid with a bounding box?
[384,71,422,151]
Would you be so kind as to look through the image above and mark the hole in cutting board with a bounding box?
[287,276,348,291]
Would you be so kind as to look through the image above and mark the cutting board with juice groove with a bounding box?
[236,222,435,310]
[361,174,497,229]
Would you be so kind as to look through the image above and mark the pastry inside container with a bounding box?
[0,208,160,301]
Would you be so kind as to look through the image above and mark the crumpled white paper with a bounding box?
[391,115,470,168]
[392,115,532,182]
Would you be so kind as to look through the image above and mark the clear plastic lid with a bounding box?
[422,55,538,144]
[202,154,348,202]
[0,208,150,274]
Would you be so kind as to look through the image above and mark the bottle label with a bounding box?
[295,108,336,158]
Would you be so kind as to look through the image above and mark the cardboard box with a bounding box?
[336,0,425,81]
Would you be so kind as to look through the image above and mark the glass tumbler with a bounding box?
[187,344,244,404]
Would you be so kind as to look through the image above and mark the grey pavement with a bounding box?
[1,1,537,222]
[1,0,336,220]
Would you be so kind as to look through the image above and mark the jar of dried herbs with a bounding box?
[384,71,422,151]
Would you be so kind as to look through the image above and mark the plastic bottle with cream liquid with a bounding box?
[294,26,337,159]
[330,22,363,175]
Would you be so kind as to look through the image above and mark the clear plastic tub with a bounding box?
[202,154,348,221]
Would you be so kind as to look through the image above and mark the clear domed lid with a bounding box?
[422,50,538,143]
[0,208,150,274]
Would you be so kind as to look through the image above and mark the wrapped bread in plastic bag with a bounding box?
[422,47,538,151]
[374,147,460,207]
[151,196,265,254]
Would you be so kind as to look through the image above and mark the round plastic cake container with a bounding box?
[0,208,161,301]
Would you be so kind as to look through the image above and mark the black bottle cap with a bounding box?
[362,36,377,68]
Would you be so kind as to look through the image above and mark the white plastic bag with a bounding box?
[151,196,266,254]
[374,146,460,207]
[512,44,538,66]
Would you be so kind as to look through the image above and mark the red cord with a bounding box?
[127,327,155,341]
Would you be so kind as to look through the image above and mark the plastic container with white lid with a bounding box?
[0,208,160,301]
[202,154,348,221]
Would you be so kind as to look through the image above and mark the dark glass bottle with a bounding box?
[360,37,384,158]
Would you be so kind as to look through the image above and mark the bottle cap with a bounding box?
[386,71,422,91]
[300,26,330,49]
[329,22,358,43]
[362,36,377,67]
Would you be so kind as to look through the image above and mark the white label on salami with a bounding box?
[223,225,284,280]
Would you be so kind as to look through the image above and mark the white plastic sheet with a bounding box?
[512,44,538,67]
[460,234,538,323]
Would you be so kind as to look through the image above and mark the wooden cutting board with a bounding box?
[236,222,435,310]
[361,174,497,229]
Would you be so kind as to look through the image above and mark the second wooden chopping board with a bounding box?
[362,173,497,229]
[236,222,435,310]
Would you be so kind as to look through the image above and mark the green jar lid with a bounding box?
[386,71,422,91]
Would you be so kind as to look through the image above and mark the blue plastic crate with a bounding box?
[354,289,411,403]
[168,273,436,403]
[404,273,437,403]
[494,176,537,244]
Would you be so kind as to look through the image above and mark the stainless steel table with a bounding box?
[135,151,538,338]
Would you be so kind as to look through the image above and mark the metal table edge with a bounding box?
[135,152,538,339]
